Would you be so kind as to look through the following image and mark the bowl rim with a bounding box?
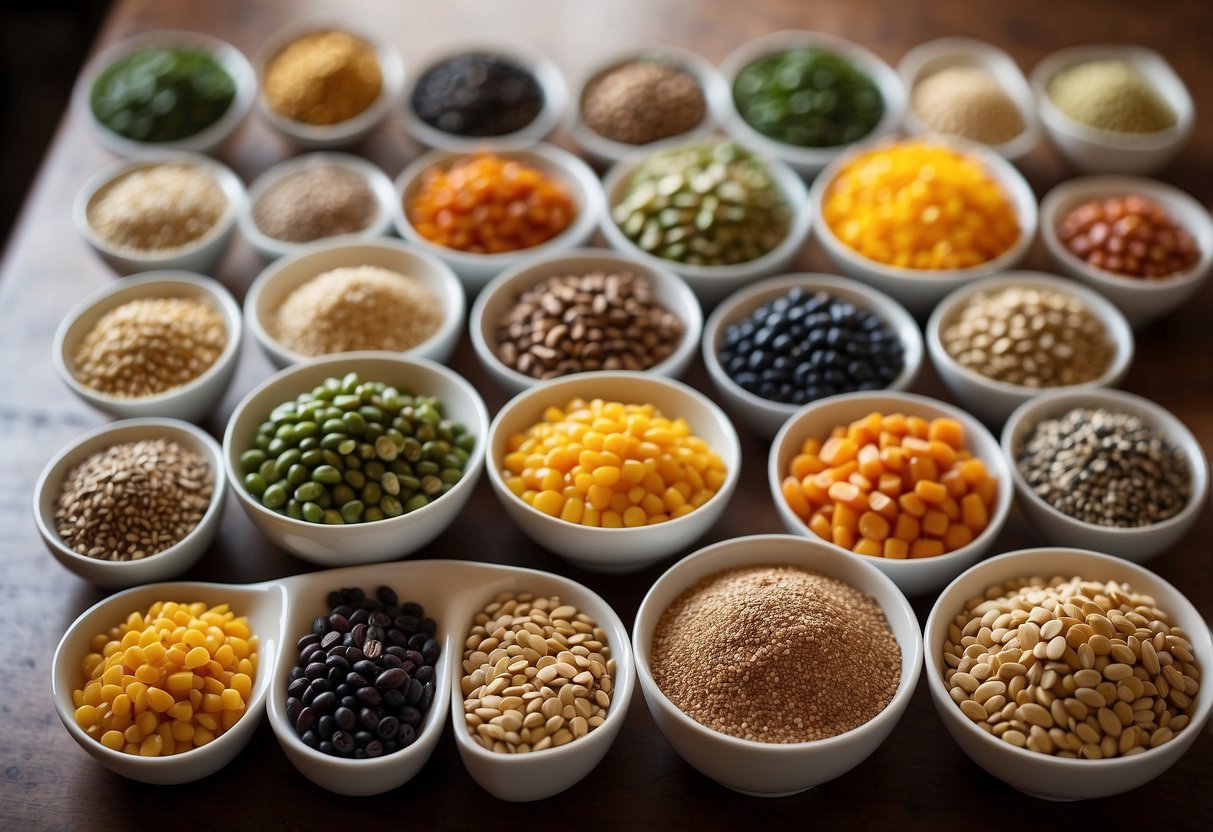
[702,272,925,419]
[925,270,1136,398]
[52,271,244,411]
[468,246,704,392]
[72,28,256,156]
[243,238,466,367]
[33,416,227,573]
[999,387,1210,541]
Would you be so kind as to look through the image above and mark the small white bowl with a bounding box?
[74,152,246,277]
[926,272,1134,429]
[1030,45,1194,175]
[703,273,924,439]
[486,372,742,574]
[392,144,603,292]
[898,37,1039,160]
[222,353,489,566]
[402,45,566,153]
[567,45,729,167]
[255,21,405,150]
[53,272,243,422]
[632,534,922,796]
[768,391,1014,597]
[33,418,226,589]
[600,140,812,308]
[73,29,255,157]
[808,136,1038,318]
[714,30,907,178]
[1000,388,1208,562]
[924,547,1213,800]
[1038,176,1213,326]
[245,239,465,368]
[238,152,397,261]
[469,248,703,396]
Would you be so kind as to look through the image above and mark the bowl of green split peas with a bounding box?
[222,353,489,566]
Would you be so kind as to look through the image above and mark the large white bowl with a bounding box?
[703,273,924,439]
[245,239,465,369]
[808,135,1038,318]
[73,29,256,157]
[600,139,812,309]
[393,144,604,292]
[926,272,1134,429]
[34,418,225,589]
[1038,176,1213,326]
[1030,45,1194,175]
[53,272,243,422]
[924,547,1213,800]
[74,152,246,276]
[713,30,907,178]
[632,534,922,796]
[222,353,489,566]
[1000,388,1208,562]
[486,372,742,574]
[769,391,1013,596]
[469,247,703,396]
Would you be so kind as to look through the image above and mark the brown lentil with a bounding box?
[581,60,706,145]
[495,270,683,379]
[650,565,900,743]
[252,164,377,243]
[911,66,1024,145]
[943,575,1200,758]
[941,286,1114,387]
[267,265,442,357]
[263,30,382,125]
[88,163,227,252]
[73,297,227,398]
[55,438,214,561]
[460,592,614,754]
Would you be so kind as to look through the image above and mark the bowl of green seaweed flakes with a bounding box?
[76,30,256,156]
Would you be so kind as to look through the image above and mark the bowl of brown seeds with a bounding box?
[33,417,225,588]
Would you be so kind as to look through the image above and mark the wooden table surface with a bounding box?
[1,1,1210,828]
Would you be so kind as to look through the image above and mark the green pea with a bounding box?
[364,506,385,523]
[345,469,366,489]
[340,500,365,524]
[415,423,437,443]
[274,423,296,442]
[403,494,429,513]
[321,450,342,468]
[455,433,477,453]
[441,467,463,485]
[363,423,384,443]
[398,475,421,493]
[386,428,405,447]
[361,482,383,504]
[258,420,277,437]
[392,416,413,435]
[262,482,288,510]
[340,372,360,393]
[337,438,357,456]
[331,485,354,506]
[302,502,324,523]
[277,448,303,470]
[334,394,361,410]
[345,454,363,469]
[380,495,403,518]
[258,460,280,483]
[381,472,400,496]
[298,436,319,452]
[312,384,333,401]
[287,464,308,488]
[359,405,384,423]
[321,418,346,434]
[389,460,413,476]
[451,447,470,465]
[359,444,376,461]
[294,420,318,439]
[320,433,347,451]
[364,460,386,480]
[294,481,324,503]
[375,435,399,461]
[255,435,272,452]
[421,440,448,461]
[301,449,323,467]
[243,472,268,497]
[267,437,287,456]
[286,499,304,520]
[402,438,423,463]
[442,453,464,470]
[312,465,342,485]
[342,411,366,435]
[415,461,439,477]
[421,475,443,496]
[240,449,267,474]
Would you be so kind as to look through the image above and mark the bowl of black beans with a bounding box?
[403,46,566,152]
[704,274,923,438]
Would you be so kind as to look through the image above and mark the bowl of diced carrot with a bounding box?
[767,391,1012,596]
[392,144,604,292]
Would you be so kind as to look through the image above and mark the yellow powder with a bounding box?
[264,30,382,125]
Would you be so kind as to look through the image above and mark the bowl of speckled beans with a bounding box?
[1001,387,1208,562]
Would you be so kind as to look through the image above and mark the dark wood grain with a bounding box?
[0,1,1210,829]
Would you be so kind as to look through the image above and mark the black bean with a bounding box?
[414,665,435,685]
[357,686,382,707]
[420,618,437,636]
[348,608,371,627]
[296,706,316,734]
[376,586,398,607]
[376,668,407,690]
[385,645,407,660]
[311,616,328,635]
[334,706,357,732]
[366,625,386,644]
[312,690,337,713]
[383,689,406,709]
[394,615,421,633]
[328,613,350,634]
[304,662,328,681]
[405,677,423,706]
[318,741,335,755]
[359,708,380,732]
[297,632,321,650]
[288,666,305,683]
[350,623,368,647]
[301,730,319,750]
[420,638,441,665]
[400,705,422,727]
[368,611,391,628]
[326,591,344,609]
[340,695,358,710]
[376,715,399,739]
[364,740,384,758]
[286,697,302,724]
[287,677,309,699]
[345,646,365,664]
[320,630,342,650]
[398,723,417,747]
[419,682,436,711]
[353,659,378,679]
[325,654,350,674]
[353,730,375,748]
[345,671,368,689]
[387,629,409,647]
[317,714,335,740]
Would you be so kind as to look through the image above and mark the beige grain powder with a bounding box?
[87,163,227,252]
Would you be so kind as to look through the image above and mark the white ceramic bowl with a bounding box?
[393,144,604,293]
[402,44,566,153]
[808,135,1038,318]
[600,140,812,308]
[926,272,1135,429]
[33,418,226,589]
[255,21,405,149]
[633,534,922,796]
[74,152,246,276]
[486,372,742,573]
[469,248,703,396]
[703,273,924,439]
[1030,45,1194,175]
[567,45,729,167]
[898,37,1039,160]
[1000,388,1208,562]
[1038,176,1213,326]
[714,30,907,178]
[924,547,1213,800]
[769,391,1014,597]
[222,353,489,566]
[73,29,256,157]
[238,152,397,261]
[53,272,243,422]
[245,239,465,368]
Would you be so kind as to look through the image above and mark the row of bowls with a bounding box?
[50,537,1213,801]
[77,27,1196,179]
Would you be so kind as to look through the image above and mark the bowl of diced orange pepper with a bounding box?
[392,144,604,291]
[768,391,1012,595]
